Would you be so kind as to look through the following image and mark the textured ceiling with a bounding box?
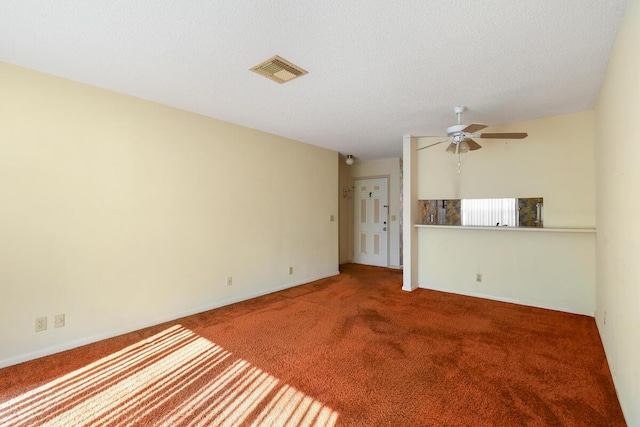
[0,1,627,160]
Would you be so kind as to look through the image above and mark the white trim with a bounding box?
[0,271,340,369]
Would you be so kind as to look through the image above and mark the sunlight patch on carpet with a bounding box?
[0,325,338,426]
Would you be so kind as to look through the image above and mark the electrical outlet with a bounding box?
[35,317,47,332]
[226,276,233,286]
[289,266,293,275]
[476,273,483,283]
[54,313,65,328]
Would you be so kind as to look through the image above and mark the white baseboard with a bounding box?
[418,284,595,317]
[0,270,340,369]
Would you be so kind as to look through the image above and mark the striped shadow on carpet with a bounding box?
[0,325,338,426]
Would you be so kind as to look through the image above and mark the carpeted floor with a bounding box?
[0,264,626,426]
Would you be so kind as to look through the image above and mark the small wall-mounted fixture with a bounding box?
[345,155,354,165]
[343,187,352,198]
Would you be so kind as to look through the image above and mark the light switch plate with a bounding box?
[54,313,65,328]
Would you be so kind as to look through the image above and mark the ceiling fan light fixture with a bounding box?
[459,140,470,153]
[445,143,457,154]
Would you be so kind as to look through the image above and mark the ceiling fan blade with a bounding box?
[466,139,482,150]
[462,123,488,133]
[416,138,450,151]
[479,132,528,139]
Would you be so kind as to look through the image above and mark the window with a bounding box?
[461,198,518,227]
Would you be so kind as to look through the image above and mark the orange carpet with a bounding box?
[0,264,626,426]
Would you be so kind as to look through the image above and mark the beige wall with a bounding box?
[0,63,339,367]
[344,157,401,267]
[595,0,640,423]
[418,227,595,314]
[415,111,596,315]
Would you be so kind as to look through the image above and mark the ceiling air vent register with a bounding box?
[250,55,308,84]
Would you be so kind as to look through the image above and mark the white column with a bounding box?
[402,135,419,291]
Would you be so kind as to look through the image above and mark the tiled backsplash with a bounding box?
[419,199,462,225]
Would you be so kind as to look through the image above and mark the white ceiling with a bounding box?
[0,1,627,160]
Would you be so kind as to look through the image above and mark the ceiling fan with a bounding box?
[417,106,528,154]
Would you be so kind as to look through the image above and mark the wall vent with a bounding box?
[250,55,308,84]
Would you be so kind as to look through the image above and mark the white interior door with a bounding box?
[353,177,388,267]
